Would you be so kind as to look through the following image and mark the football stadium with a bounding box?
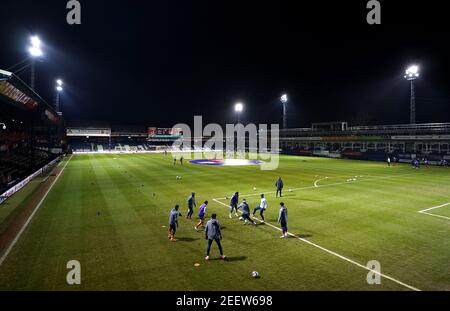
[0,0,449,307]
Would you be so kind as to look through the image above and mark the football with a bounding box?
[251,271,260,278]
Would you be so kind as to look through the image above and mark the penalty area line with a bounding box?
[418,202,450,221]
[0,155,73,266]
[212,198,421,291]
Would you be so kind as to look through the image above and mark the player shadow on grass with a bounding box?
[209,256,247,262]
[176,237,201,242]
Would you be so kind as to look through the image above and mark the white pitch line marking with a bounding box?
[0,155,73,266]
[418,202,450,213]
[418,202,450,221]
[419,212,450,221]
[216,172,415,200]
[314,177,329,188]
[212,197,421,291]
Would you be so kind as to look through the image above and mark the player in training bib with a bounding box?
[195,201,208,231]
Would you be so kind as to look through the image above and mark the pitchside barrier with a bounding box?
[71,148,280,155]
[0,156,61,205]
[72,149,206,155]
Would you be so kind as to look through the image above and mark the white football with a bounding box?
[253,187,256,191]
[239,216,243,221]
[251,271,260,278]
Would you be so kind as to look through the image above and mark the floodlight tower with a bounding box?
[404,65,420,124]
[280,94,288,129]
[234,102,244,124]
[28,36,43,90]
[55,79,63,112]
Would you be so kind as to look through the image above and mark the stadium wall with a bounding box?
[0,156,60,205]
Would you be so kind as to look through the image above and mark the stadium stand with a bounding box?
[65,119,450,165]
[66,123,176,153]
[279,122,450,164]
[0,69,63,195]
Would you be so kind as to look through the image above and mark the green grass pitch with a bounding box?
[0,154,449,291]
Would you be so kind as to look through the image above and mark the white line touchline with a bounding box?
[0,155,73,266]
[418,202,450,213]
[214,172,415,200]
[212,198,421,291]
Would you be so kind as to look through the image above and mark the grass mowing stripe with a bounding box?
[0,155,72,267]
[212,198,421,291]
[1,154,447,290]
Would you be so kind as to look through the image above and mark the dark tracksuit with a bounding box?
[187,195,196,219]
[278,206,288,234]
[230,193,239,214]
[205,218,223,256]
[275,178,284,198]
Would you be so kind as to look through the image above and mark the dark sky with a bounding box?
[1,0,449,128]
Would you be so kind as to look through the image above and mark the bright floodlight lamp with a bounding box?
[280,93,288,129]
[404,65,420,81]
[28,36,43,57]
[30,36,41,48]
[28,35,43,90]
[235,102,244,112]
[404,65,420,124]
[234,102,244,124]
[28,47,43,57]
[0,123,6,130]
[55,78,64,112]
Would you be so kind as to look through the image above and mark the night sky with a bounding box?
[0,0,449,128]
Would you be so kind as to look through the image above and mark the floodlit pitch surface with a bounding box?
[0,154,449,291]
